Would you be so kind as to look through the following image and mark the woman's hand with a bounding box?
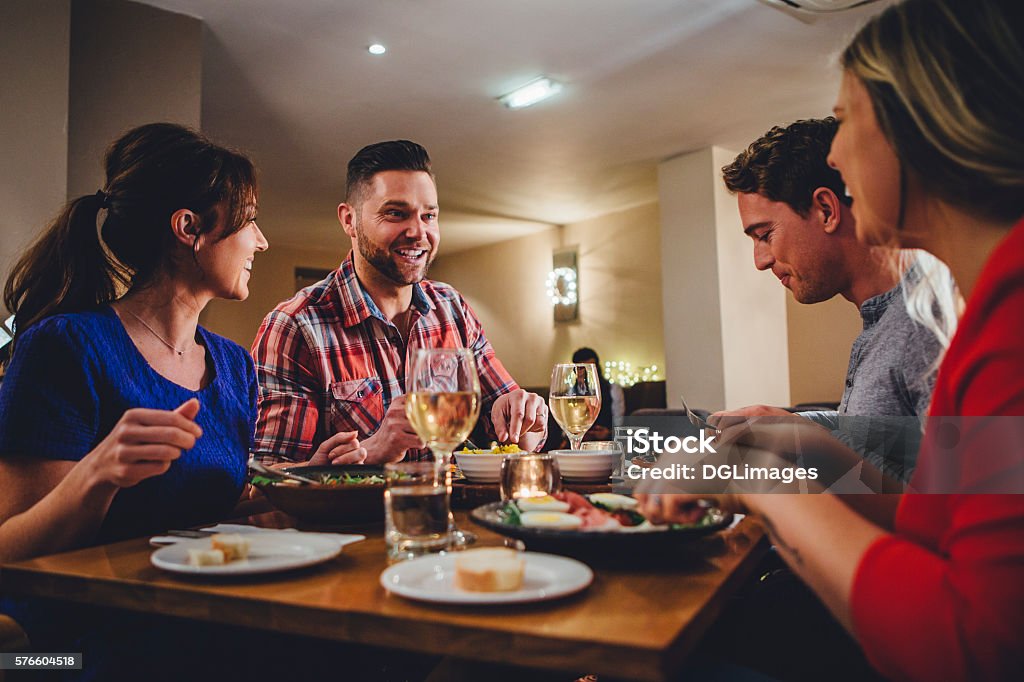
[309,430,366,466]
[82,398,202,490]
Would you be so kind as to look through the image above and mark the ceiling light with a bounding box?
[499,77,563,109]
[368,44,386,55]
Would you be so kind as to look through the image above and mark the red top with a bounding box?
[851,218,1024,681]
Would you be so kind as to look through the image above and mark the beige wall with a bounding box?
[200,241,347,349]
[430,202,665,388]
[0,0,201,321]
[658,147,791,412]
[786,295,862,405]
[0,0,71,318]
[68,0,202,198]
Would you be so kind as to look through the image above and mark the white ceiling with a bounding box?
[136,0,889,253]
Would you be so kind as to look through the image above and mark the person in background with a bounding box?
[641,1,1024,679]
[252,140,547,465]
[719,117,956,482]
[571,347,624,440]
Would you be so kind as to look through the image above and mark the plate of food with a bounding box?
[250,465,385,525]
[469,491,732,556]
[379,547,592,605]
[151,532,352,576]
[454,443,525,483]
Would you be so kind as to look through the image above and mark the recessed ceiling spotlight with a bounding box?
[498,77,563,109]
[368,43,386,55]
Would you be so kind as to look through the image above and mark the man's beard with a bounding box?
[355,221,434,286]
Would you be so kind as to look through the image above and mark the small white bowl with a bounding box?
[454,452,504,483]
[550,449,618,482]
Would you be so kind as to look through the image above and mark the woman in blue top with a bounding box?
[0,123,376,680]
[0,122,364,561]
[0,122,274,561]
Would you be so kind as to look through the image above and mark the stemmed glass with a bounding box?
[549,363,602,450]
[406,348,481,547]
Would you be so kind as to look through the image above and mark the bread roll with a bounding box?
[187,549,225,567]
[211,534,250,562]
[454,548,525,592]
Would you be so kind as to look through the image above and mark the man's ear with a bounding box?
[812,187,842,234]
[337,203,357,239]
[170,209,201,246]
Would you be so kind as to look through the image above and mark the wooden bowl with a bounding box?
[252,465,385,525]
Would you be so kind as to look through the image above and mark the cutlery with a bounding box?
[247,459,319,485]
[679,395,721,434]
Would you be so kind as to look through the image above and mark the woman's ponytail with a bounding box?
[3,122,256,344]
[3,191,125,337]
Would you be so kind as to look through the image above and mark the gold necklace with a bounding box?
[123,308,191,356]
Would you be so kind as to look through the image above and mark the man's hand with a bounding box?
[308,431,366,466]
[360,395,424,464]
[491,389,548,452]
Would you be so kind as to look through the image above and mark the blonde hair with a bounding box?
[841,0,1024,224]
[900,249,959,367]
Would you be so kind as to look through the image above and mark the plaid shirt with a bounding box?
[251,252,518,463]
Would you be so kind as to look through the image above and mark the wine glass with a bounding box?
[406,348,481,547]
[549,363,601,450]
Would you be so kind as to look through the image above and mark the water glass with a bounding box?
[499,454,562,501]
[384,461,449,563]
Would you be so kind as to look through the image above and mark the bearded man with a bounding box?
[252,140,546,464]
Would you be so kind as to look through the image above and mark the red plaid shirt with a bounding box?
[251,252,518,463]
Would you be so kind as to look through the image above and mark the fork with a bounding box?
[247,459,318,485]
[679,394,721,434]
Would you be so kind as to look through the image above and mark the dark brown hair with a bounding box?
[345,140,433,204]
[841,0,1024,224]
[3,123,256,337]
[722,118,850,216]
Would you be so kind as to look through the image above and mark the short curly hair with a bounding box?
[721,118,850,216]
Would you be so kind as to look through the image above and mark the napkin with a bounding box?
[150,524,365,548]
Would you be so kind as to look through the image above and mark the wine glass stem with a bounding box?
[568,434,584,450]
[430,447,459,534]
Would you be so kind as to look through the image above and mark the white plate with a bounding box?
[380,551,593,604]
[151,532,357,575]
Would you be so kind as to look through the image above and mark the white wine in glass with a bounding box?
[549,363,601,450]
[406,348,481,547]
[406,390,480,456]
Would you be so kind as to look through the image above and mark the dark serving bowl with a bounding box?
[251,465,385,526]
[469,501,733,560]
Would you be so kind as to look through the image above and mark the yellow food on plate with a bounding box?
[516,495,571,513]
[519,511,583,529]
[588,493,639,511]
[458,443,524,455]
[454,547,526,592]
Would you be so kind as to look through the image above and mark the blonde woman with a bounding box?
[640,1,1024,679]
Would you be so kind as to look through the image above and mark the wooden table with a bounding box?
[0,512,767,681]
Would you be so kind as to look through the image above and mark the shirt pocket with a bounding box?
[327,378,385,437]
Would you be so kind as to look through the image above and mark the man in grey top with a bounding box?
[718,118,948,481]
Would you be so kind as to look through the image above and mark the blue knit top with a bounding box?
[0,306,256,540]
